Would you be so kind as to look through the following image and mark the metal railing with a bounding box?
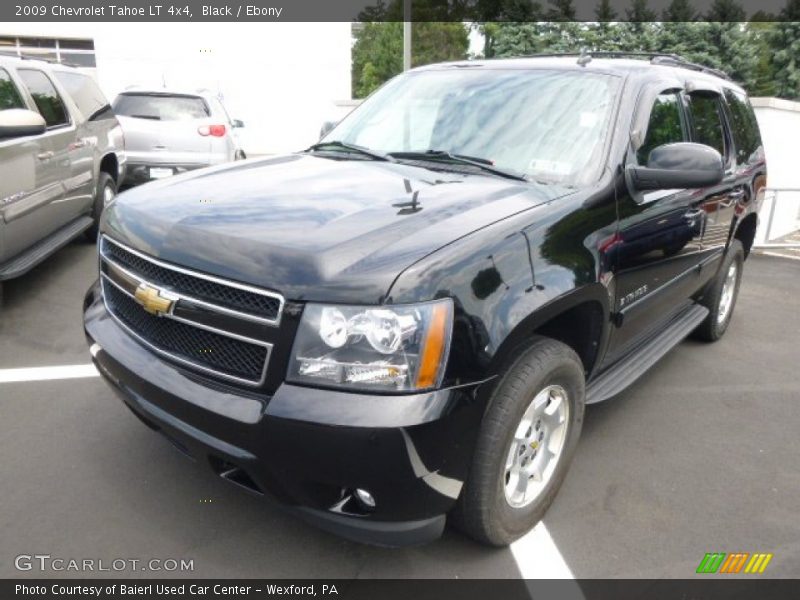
[754,188,800,249]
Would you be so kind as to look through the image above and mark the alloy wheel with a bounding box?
[504,384,570,509]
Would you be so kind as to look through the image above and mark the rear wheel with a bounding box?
[85,172,116,242]
[452,337,585,546]
[694,240,744,342]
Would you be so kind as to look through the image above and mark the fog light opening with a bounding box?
[354,488,376,512]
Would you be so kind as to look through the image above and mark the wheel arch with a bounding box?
[734,212,758,259]
[489,285,611,382]
[733,171,767,259]
[99,152,120,184]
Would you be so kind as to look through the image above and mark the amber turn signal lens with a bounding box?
[415,301,452,389]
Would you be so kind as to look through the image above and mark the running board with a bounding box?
[586,304,709,404]
[0,216,93,280]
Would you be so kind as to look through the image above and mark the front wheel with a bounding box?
[85,172,117,242]
[452,337,585,546]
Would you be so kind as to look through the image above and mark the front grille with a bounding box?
[99,235,282,386]
[103,281,269,383]
[101,238,282,323]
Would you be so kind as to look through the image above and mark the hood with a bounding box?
[102,154,569,303]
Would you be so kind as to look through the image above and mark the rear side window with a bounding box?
[17,69,69,127]
[0,68,25,110]
[724,89,763,165]
[686,93,726,157]
[637,92,685,164]
[54,71,113,121]
[113,94,209,121]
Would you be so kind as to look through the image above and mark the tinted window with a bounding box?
[638,92,685,164]
[0,68,25,110]
[724,89,762,164]
[113,94,209,121]
[54,71,112,120]
[687,94,726,157]
[17,69,69,127]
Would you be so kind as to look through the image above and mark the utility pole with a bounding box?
[403,0,411,71]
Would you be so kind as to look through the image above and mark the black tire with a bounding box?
[693,240,744,342]
[85,172,116,242]
[452,336,585,546]
[235,150,247,160]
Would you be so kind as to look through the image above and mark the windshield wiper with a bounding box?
[387,150,527,182]
[306,140,395,162]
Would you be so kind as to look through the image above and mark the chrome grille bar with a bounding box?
[100,235,284,326]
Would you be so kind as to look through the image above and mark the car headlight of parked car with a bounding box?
[287,299,453,392]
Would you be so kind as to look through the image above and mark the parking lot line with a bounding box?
[511,521,576,580]
[0,364,99,383]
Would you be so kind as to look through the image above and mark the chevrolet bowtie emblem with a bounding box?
[134,283,175,316]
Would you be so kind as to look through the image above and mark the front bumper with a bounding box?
[122,163,208,185]
[83,281,484,546]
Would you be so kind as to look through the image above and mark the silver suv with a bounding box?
[112,88,245,185]
[0,57,125,303]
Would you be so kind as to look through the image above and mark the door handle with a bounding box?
[684,208,705,220]
[36,151,54,161]
[720,189,746,209]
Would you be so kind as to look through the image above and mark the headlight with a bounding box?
[287,299,453,392]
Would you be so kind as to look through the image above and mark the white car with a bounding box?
[113,88,245,185]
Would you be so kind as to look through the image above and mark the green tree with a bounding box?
[618,1,659,52]
[491,21,595,57]
[748,20,778,96]
[662,0,696,21]
[704,0,747,22]
[781,0,800,20]
[546,0,575,20]
[351,22,469,98]
[626,0,657,21]
[595,0,616,21]
[768,20,800,99]
[474,0,543,58]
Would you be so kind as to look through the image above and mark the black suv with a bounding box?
[83,54,765,547]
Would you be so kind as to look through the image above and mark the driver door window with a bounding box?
[637,92,686,165]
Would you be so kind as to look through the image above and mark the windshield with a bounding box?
[113,93,209,121]
[325,68,620,186]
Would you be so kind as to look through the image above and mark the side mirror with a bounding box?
[319,120,338,140]
[0,109,46,139]
[232,119,245,128]
[628,142,723,191]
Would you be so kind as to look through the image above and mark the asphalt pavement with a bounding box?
[1,241,798,579]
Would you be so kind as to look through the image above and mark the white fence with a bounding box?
[755,189,800,248]
[753,98,800,247]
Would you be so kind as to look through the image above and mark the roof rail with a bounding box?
[649,55,731,81]
[515,51,732,81]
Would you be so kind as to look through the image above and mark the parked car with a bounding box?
[84,54,766,546]
[0,57,124,305]
[112,88,245,185]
